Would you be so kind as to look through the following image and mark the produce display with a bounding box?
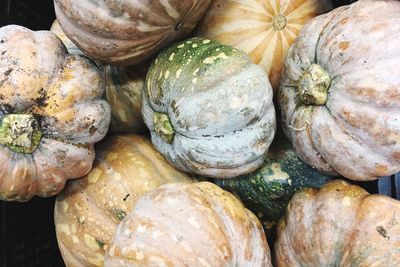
[196,0,333,91]
[142,37,276,178]
[105,182,272,267]
[278,0,400,181]
[2,0,400,266]
[275,180,400,266]
[54,135,193,267]
[54,0,213,65]
[215,132,332,229]
[0,25,110,201]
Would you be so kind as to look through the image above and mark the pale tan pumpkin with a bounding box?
[278,0,400,181]
[51,20,147,135]
[195,0,332,91]
[105,182,272,267]
[275,180,400,266]
[54,0,212,65]
[54,135,193,267]
[0,25,110,201]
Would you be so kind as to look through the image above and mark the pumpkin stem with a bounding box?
[0,114,42,153]
[298,64,331,106]
[153,112,175,144]
[272,14,287,31]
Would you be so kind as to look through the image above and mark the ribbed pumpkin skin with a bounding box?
[54,135,193,267]
[0,25,110,201]
[105,182,272,267]
[54,0,212,65]
[215,133,331,228]
[275,180,400,266]
[105,65,147,134]
[278,0,400,181]
[142,37,276,178]
[195,0,332,91]
[50,20,147,135]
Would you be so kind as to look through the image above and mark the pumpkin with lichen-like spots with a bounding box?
[195,0,332,91]
[54,0,212,65]
[278,0,400,181]
[142,37,276,178]
[105,182,272,267]
[54,135,193,267]
[0,25,110,201]
[275,180,400,266]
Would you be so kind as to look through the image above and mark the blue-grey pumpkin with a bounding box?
[142,37,276,178]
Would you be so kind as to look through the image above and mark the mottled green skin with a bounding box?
[142,37,276,178]
[215,135,332,228]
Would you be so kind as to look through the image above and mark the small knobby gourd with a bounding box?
[105,182,272,267]
[215,131,332,229]
[54,135,193,267]
[51,20,147,135]
[275,180,400,266]
[195,0,332,91]
[278,0,400,181]
[142,37,276,178]
[54,0,212,65]
[0,25,110,201]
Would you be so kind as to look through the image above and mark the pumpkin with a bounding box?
[51,20,147,135]
[54,135,193,267]
[54,0,212,65]
[195,0,332,91]
[105,65,148,134]
[142,37,276,178]
[214,131,331,229]
[275,179,400,266]
[278,0,400,181]
[105,182,272,267]
[0,25,110,201]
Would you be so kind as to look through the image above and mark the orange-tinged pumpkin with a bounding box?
[105,182,272,267]
[275,180,400,266]
[54,135,193,267]
[54,0,213,65]
[0,25,110,201]
[195,0,332,91]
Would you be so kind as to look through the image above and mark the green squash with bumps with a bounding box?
[142,37,276,178]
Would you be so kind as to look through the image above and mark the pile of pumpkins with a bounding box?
[1,0,399,266]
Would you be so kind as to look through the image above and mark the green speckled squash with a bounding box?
[275,180,400,266]
[215,132,331,229]
[54,135,193,267]
[142,37,276,178]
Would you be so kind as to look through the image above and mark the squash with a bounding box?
[275,179,400,266]
[278,0,400,181]
[54,0,212,65]
[214,131,331,229]
[0,25,110,201]
[51,20,147,135]
[195,0,332,91]
[105,182,272,267]
[54,135,193,267]
[142,37,276,178]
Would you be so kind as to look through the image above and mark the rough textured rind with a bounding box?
[105,182,272,267]
[195,0,332,91]
[54,135,193,267]
[215,132,332,228]
[54,0,212,65]
[275,179,400,266]
[0,25,110,201]
[278,0,400,181]
[142,37,276,178]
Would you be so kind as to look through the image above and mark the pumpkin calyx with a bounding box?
[154,112,175,144]
[272,14,287,31]
[0,114,42,153]
[298,64,331,106]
